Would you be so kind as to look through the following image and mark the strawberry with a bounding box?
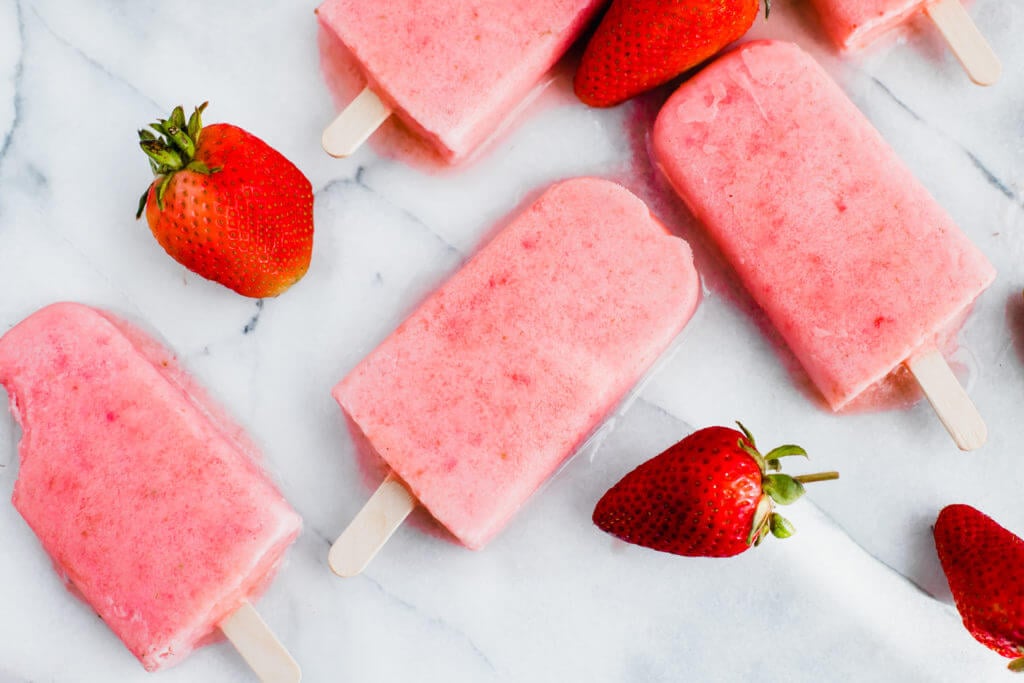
[574,0,763,107]
[934,504,1024,671]
[593,423,838,557]
[136,103,314,298]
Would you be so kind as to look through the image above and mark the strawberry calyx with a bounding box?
[735,422,839,547]
[135,102,220,218]
[1011,647,1024,672]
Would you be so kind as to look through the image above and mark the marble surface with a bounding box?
[0,0,1022,680]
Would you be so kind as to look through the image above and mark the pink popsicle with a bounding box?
[333,178,700,558]
[652,41,993,416]
[808,0,1000,85]
[317,0,605,161]
[811,0,932,51]
[0,303,302,673]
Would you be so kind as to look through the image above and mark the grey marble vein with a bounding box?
[0,0,24,172]
[870,75,924,123]
[870,74,1021,207]
[966,149,1018,203]
[242,299,265,335]
[316,174,463,259]
[360,573,498,675]
[24,2,161,112]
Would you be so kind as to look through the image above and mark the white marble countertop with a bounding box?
[0,0,1022,681]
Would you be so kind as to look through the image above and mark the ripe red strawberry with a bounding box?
[593,424,838,557]
[574,0,763,107]
[137,103,314,298]
[934,504,1024,672]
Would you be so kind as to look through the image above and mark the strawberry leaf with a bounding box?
[187,102,208,140]
[140,140,183,170]
[747,496,772,546]
[764,445,808,460]
[165,125,195,158]
[769,513,795,538]
[186,160,220,175]
[169,105,187,130]
[735,421,756,449]
[187,110,201,139]
[1009,657,1024,672]
[739,440,767,473]
[135,187,149,219]
[155,173,174,211]
[763,474,805,505]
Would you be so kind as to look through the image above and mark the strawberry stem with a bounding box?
[793,472,840,484]
[136,102,218,219]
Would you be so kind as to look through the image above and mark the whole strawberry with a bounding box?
[593,424,837,557]
[137,103,313,298]
[574,0,763,107]
[934,504,1024,672]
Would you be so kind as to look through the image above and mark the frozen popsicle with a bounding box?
[329,178,701,575]
[652,40,994,449]
[317,0,605,161]
[0,303,302,680]
[809,0,1000,85]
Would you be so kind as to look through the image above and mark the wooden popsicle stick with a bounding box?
[219,601,301,683]
[321,87,393,158]
[906,348,986,451]
[329,472,417,577]
[925,0,1001,86]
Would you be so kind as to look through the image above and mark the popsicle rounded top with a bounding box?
[335,178,701,550]
[651,40,995,412]
[316,0,606,162]
[0,302,302,672]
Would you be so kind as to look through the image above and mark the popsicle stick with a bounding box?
[321,87,393,158]
[219,601,301,683]
[907,349,986,451]
[329,473,417,577]
[925,0,1001,86]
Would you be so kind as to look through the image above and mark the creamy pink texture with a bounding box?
[0,303,302,672]
[810,0,933,50]
[316,0,605,162]
[335,178,700,549]
[652,41,994,411]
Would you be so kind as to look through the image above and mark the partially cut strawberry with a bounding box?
[935,504,1024,671]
